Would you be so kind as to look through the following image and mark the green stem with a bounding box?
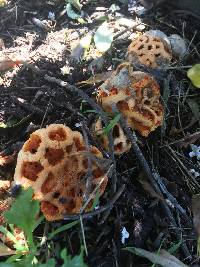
[27,231,36,254]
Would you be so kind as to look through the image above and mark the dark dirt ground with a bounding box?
[1,0,200,266]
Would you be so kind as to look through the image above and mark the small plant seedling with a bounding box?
[102,114,121,135]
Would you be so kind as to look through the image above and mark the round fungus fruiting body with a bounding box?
[168,34,187,58]
[97,63,164,137]
[126,32,172,68]
[13,124,108,221]
[93,118,131,155]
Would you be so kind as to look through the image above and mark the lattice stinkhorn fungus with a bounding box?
[93,118,131,155]
[126,32,172,68]
[97,63,164,137]
[13,124,108,221]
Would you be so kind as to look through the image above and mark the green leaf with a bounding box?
[66,3,80,19]
[61,247,88,267]
[66,3,85,23]
[0,226,19,245]
[48,220,79,240]
[4,188,40,248]
[0,122,6,128]
[94,22,113,53]
[5,254,23,263]
[90,190,100,211]
[0,258,56,267]
[0,264,16,267]
[187,64,200,88]
[102,114,121,135]
[168,240,182,254]
[0,226,27,252]
[36,259,56,267]
[67,0,82,11]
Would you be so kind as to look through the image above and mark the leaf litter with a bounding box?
[0,0,200,266]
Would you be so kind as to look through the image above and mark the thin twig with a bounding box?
[112,106,191,258]
[81,125,93,202]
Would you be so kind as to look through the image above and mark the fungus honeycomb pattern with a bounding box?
[93,118,131,155]
[13,124,108,221]
[97,63,164,137]
[127,34,172,68]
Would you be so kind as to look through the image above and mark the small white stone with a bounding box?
[168,34,187,58]
[75,122,82,128]
[48,12,55,21]
[121,226,129,245]
[189,151,196,158]
[189,144,200,160]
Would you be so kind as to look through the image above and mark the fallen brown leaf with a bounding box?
[0,242,16,257]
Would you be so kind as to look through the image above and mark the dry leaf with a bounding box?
[124,247,188,267]
[0,57,21,72]
[0,242,16,256]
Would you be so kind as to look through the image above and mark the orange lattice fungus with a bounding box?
[97,63,164,137]
[93,118,131,155]
[13,124,108,221]
[126,32,172,68]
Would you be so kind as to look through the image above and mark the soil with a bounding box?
[1,0,200,266]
